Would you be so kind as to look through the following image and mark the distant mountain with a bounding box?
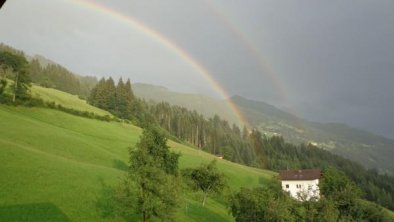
[134,84,394,174]
[133,83,241,125]
[231,96,394,174]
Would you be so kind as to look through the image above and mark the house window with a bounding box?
[285,184,289,189]
[296,184,302,189]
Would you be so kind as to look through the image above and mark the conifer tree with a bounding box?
[105,77,116,111]
[115,78,135,119]
[116,78,126,117]
[88,77,107,108]
[125,79,135,103]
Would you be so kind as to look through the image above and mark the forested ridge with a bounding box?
[1,44,393,211]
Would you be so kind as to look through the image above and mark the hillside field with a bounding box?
[31,84,112,117]
[0,104,275,222]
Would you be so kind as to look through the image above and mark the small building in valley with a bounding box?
[279,169,322,201]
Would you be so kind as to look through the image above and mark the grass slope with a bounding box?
[0,105,274,221]
[31,84,112,117]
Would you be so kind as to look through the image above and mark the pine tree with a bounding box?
[124,79,135,103]
[115,78,126,117]
[88,77,106,108]
[115,78,135,119]
[105,77,116,111]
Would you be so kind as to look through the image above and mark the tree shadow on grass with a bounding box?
[95,179,140,222]
[259,176,270,185]
[183,200,232,222]
[112,159,128,171]
[0,202,70,222]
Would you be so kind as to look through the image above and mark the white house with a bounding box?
[279,169,322,201]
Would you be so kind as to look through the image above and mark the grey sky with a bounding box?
[1,0,394,138]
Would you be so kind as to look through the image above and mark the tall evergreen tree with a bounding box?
[116,78,126,117]
[125,79,135,103]
[115,78,134,119]
[88,77,107,108]
[105,77,117,111]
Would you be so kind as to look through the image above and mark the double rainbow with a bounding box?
[69,0,264,127]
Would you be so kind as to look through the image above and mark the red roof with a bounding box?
[279,169,322,181]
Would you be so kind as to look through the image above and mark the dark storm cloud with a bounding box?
[1,0,393,138]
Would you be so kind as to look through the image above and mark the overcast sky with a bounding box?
[1,0,394,138]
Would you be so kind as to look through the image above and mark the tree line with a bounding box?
[87,77,135,119]
[147,102,255,165]
[29,59,98,98]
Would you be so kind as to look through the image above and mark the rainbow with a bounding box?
[205,1,305,130]
[67,0,249,126]
[205,1,289,105]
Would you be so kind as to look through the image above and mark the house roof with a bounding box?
[279,169,322,181]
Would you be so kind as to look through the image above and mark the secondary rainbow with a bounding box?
[68,0,249,126]
[205,0,289,104]
[205,1,304,129]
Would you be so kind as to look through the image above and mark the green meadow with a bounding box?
[0,85,275,221]
[31,84,112,116]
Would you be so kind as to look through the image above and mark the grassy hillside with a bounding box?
[0,105,274,221]
[31,84,111,117]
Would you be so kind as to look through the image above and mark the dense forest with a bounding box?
[29,59,98,98]
[88,77,135,119]
[1,45,393,211]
